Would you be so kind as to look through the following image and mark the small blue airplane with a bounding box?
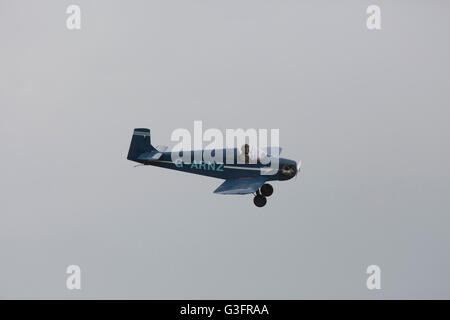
[127,128,301,207]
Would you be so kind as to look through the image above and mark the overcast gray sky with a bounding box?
[1,0,450,299]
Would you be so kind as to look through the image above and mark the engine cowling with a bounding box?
[280,164,296,178]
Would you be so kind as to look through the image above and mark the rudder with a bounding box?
[127,128,155,161]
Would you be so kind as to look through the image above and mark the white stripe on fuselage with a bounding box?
[147,160,272,172]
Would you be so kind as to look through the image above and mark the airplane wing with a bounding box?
[213,176,268,195]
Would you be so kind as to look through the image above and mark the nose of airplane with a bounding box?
[279,160,298,179]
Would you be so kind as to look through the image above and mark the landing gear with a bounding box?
[252,184,274,207]
[260,183,273,197]
[253,194,267,207]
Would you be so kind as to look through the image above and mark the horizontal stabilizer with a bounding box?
[155,145,168,152]
[137,151,164,161]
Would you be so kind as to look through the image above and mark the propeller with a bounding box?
[295,160,302,180]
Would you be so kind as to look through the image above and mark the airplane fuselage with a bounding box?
[134,148,297,181]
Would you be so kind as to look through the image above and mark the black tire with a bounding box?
[260,183,273,197]
[253,195,267,207]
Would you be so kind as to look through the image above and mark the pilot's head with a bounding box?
[243,144,249,155]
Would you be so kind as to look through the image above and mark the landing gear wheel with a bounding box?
[260,184,273,197]
[253,195,267,207]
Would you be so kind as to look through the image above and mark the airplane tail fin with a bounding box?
[127,128,156,161]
